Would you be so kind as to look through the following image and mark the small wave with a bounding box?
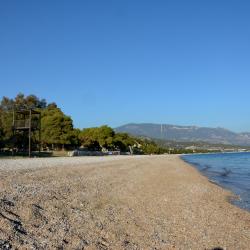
[220,168,232,177]
[202,164,211,171]
[183,152,250,212]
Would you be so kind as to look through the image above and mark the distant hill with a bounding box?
[115,123,250,146]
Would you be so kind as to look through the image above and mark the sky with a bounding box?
[0,0,250,132]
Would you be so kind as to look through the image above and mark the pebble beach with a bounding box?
[0,155,249,249]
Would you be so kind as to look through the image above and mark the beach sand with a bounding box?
[0,155,249,249]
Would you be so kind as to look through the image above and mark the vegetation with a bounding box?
[1,93,223,156]
[41,103,79,150]
[0,93,169,155]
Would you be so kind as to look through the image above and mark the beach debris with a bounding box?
[0,199,15,207]
[0,240,12,249]
[0,210,27,236]
[96,237,109,249]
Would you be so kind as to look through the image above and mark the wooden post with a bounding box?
[39,112,41,157]
[29,109,31,158]
[12,110,15,157]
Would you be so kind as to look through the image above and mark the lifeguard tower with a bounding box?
[12,109,41,157]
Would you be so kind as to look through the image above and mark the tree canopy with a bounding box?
[41,105,77,149]
[0,93,168,154]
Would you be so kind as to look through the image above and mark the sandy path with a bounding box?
[0,155,249,249]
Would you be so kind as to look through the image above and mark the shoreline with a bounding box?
[180,153,250,212]
[180,156,243,210]
[181,151,250,157]
[0,155,249,249]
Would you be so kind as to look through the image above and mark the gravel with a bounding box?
[0,155,249,249]
[0,155,146,171]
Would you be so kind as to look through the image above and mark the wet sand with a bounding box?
[0,155,249,249]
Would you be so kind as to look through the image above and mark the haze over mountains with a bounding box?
[115,123,250,146]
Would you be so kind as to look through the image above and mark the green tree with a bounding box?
[0,93,170,155]
[0,118,4,149]
[79,127,100,150]
[13,93,47,110]
[41,104,75,150]
[0,93,48,150]
[96,126,115,150]
[79,126,116,151]
[114,132,135,151]
[0,96,15,148]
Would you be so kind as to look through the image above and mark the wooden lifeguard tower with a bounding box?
[12,109,41,157]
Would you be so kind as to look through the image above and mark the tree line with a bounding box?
[0,93,168,154]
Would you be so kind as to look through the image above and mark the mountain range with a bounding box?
[115,123,250,146]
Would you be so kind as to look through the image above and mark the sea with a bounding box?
[181,152,250,211]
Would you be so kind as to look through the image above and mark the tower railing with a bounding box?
[13,119,40,129]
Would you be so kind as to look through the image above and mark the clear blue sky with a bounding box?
[0,1,249,132]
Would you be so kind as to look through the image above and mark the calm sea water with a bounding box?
[181,152,250,211]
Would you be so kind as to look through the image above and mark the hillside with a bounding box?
[115,123,250,146]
